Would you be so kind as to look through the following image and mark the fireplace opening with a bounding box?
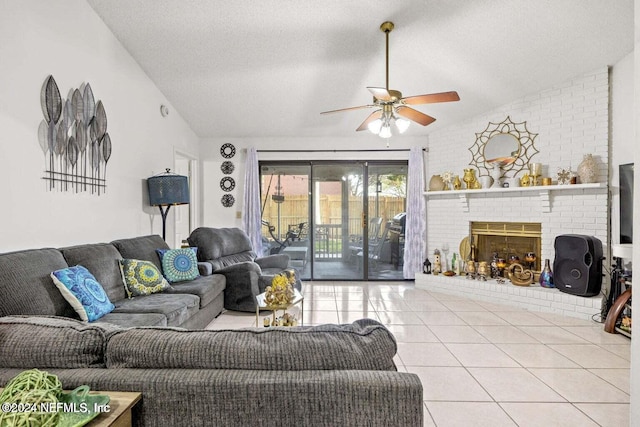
[470,222,542,272]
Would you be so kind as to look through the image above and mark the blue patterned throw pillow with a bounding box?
[119,259,172,298]
[51,265,115,322]
[156,247,199,283]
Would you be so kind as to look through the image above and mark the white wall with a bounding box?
[0,0,200,251]
[611,52,635,249]
[630,1,639,424]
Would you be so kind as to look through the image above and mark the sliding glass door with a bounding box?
[311,163,365,280]
[260,161,407,280]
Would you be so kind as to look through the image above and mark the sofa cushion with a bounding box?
[105,318,397,371]
[94,312,168,328]
[165,274,225,308]
[119,259,172,297]
[156,248,199,283]
[187,227,256,264]
[112,235,169,271]
[50,265,115,322]
[0,316,108,368]
[60,243,126,302]
[112,293,200,327]
[0,248,75,318]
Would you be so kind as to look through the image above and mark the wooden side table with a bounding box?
[90,391,141,427]
[0,389,140,427]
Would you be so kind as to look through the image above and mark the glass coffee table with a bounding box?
[255,288,304,327]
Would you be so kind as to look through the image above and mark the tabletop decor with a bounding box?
[577,153,598,183]
[507,263,535,286]
[264,272,295,306]
[0,368,110,427]
[556,167,574,185]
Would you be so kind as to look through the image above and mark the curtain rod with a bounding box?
[256,148,427,153]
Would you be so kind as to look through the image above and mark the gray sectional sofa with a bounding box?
[0,235,225,328]
[0,234,424,425]
[0,316,423,426]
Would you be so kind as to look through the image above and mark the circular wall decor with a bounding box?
[220,177,236,192]
[221,194,235,207]
[221,161,234,175]
[220,143,236,159]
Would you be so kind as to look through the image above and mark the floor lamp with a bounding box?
[147,169,190,241]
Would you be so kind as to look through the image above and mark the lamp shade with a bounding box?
[147,170,190,206]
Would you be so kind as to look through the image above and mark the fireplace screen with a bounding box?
[470,222,542,271]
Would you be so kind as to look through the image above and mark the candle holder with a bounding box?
[496,258,507,277]
[528,163,542,186]
[524,252,537,270]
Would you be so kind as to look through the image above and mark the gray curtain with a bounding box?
[403,146,426,279]
[242,147,263,256]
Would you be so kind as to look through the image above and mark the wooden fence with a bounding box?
[261,194,405,240]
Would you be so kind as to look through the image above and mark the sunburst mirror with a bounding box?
[469,116,539,179]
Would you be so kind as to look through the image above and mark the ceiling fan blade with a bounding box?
[367,87,392,102]
[356,110,383,131]
[320,105,373,115]
[402,91,460,105]
[396,106,436,126]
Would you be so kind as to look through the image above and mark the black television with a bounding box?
[619,163,634,244]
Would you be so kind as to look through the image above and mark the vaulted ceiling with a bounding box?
[87,0,633,139]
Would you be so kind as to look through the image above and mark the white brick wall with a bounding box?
[425,67,610,266]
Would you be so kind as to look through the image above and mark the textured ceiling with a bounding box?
[87,0,633,139]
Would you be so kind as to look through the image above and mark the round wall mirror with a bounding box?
[468,116,539,179]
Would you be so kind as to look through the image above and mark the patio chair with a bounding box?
[356,221,391,271]
[349,217,383,263]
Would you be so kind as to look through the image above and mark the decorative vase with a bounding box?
[478,176,493,189]
[490,164,502,188]
[428,175,446,191]
[463,169,478,189]
[539,258,554,288]
[453,175,462,190]
[577,154,598,183]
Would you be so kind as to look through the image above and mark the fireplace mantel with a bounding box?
[424,182,606,213]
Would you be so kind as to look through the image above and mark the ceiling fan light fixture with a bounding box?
[379,125,392,139]
[395,116,411,134]
[368,118,383,135]
[320,21,459,142]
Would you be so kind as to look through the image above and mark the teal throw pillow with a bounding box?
[119,258,172,298]
[50,265,115,322]
[156,247,200,283]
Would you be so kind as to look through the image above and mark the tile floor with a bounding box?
[206,281,631,427]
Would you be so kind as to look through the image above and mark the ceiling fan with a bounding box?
[321,21,460,139]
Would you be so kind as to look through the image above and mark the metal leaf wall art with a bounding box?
[39,76,111,195]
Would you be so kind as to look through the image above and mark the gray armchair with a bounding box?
[187,227,302,312]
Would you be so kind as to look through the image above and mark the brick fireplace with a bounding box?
[418,67,610,320]
[419,186,608,320]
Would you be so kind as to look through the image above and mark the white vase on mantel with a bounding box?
[577,154,598,183]
[490,164,502,188]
